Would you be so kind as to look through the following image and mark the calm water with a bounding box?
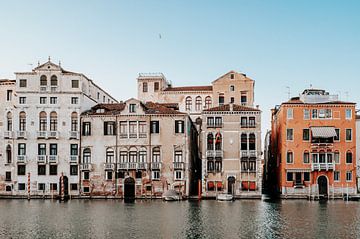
[0,199,359,239]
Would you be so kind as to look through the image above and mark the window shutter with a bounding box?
[181,121,185,133]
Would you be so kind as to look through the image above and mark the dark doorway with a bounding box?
[59,176,69,199]
[227,176,235,194]
[318,176,328,195]
[124,177,135,202]
[295,172,302,185]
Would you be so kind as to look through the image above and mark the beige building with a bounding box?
[201,104,262,198]
[80,99,200,198]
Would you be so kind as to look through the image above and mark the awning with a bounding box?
[208,181,214,189]
[311,127,337,138]
[217,182,223,189]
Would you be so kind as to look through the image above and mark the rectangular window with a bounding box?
[119,121,128,137]
[286,128,293,141]
[286,152,293,164]
[346,129,352,141]
[40,97,47,104]
[303,129,310,141]
[103,96,106,102]
[71,97,79,104]
[334,129,340,141]
[304,172,310,181]
[139,121,147,138]
[70,184,78,191]
[37,183,45,191]
[334,171,340,181]
[129,104,136,113]
[82,122,91,136]
[50,183,57,191]
[19,79,27,87]
[345,109,352,119]
[346,171,352,181]
[18,165,26,175]
[175,120,185,133]
[219,95,224,105]
[5,171,11,181]
[174,151,183,162]
[143,82,148,92]
[150,121,160,134]
[129,121,137,138]
[154,82,159,91]
[287,108,293,119]
[303,152,310,164]
[175,171,183,180]
[19,97,26,104]
[50,97,57,104]
[83,171,90,180]
[6,90,12,101]
[106,171,113,180]
[50,144,57,155]
[49,165,58,175]
[71,80,79,88]
[104,121,116,135]
[240,92,247,104]
[70,144,78,156]
[38,143,46,155]
[304,109,310,119]
[152,171,160,180]
[18,143,26,155]
[38,165,46,175]
[334,152,340,164]
[346,152,352,164]
[18,183,25,191]
[70,165,78,176]
[312,109,318,119]
[286,172,293,181]
[83,186,90,193]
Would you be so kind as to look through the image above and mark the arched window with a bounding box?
[106,148,114,163]
[185,96,192,111]
[50,112,57,131]
[205,96,212,109]
[152,147,160,162]
[195,96,202,111]
[346,151,353,164]
[39,111,47,131]
[241,133,247,150]
[249,133,256,150]
[303,151,310,164]
[207,133,214,150]
[215,132,222,150]
[119,150,128,163]
[19,111,26,131]
[83,148,91,163]
[6,112,12,131]
[139,147,147,163]
[40,75,47,86]
[6,145,11,164]
[50,75,58,86]
[71,112,78,131]
[129,147,137,163]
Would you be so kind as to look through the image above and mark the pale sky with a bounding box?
[1,1,359,133]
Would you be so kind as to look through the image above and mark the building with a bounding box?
[356,115,360,193]
[0,60,116,198]
[201,104,262,198]
[79,99,200,198]
[270,89,357,198]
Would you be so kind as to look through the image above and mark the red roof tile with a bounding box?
[163,86,212,92]
[204,104,260,112]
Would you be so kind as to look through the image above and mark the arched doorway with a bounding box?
[124,177,135,202]
[228,176,236,195]
[317,176,328,196]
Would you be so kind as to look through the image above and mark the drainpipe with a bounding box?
[79,115,82,197]
[115,114,118,197]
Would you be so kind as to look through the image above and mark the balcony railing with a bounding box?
[4,131,13,139]
[241,150,257,158]
[241,123,256,128]
[48,131,59,139]
[137,162,147,170]
[37,131,47,139]
[206,150,223,158]
[207,123,223,128]
[104,163,115,170]
[80,163,92,171]
[70,155,78,164]
[139,133,147,138]
[118,162,128,170]
[128,162,137,169]
[119,133,128,138]
[17,155,27,164]
[311,162,335,171]
[48,155,58,164]
[129,133,137,138]
[173,162,185,170]
[69,131,79,139]
[151,162,161,170]
[16,131,27,139]
[37,155,47,164]
[50,86,58,92]
[40,86,47,92]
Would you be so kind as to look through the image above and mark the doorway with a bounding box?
[227,176,235,195]
[317,175,328,195]
[124,177,135,202]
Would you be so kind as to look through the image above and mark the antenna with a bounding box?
[286,86,291,99]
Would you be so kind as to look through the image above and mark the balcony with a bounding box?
[118,162,128,170]
[137,162,147,170]
[311,162,335,171]
[129,133,137,138]
[17,155,27,164]
[241,150,257,158]
[4,131,13,139]
[70,155,78,164]
[128,162,137,169]
[48,155,58,164]
[69,131,79,139]
[16,131,27,139]
[139,133,147,138]
[207,123,223,128]
[241,123,256,128]
[48,131,59,139]
[37,155,47,164]
[50,86,58,92]
[119,133,128,138]
[104,163,115,171]
[80,163,92,171]
[151,162,161,170]
[206,150,223,158]
[173,162,185,170]
[40,86,48,92]
[37,131,47,139]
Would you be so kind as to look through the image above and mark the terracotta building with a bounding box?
[270,89,357,198]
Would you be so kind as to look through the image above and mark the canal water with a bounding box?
[0,199,359,239]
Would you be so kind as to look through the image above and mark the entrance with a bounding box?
[317,176,328,196]
[295,172,302,185]
[227,176,235,195]
[124,177,135,202]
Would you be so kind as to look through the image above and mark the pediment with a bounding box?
[34,61,62,72]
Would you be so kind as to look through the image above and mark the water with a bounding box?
[0,199,359,239]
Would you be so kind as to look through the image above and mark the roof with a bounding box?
[163,85,212,92]
[311,127,337,138]
[0,79,16,84]
[144,102,186,115]
[283,97,355,105]
[204,104,260,112]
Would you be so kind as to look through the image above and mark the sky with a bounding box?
[1,1,359,133]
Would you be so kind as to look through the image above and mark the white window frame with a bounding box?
[303,109,310,120]
[287,108,293,119]
[286,128,294,141]
[345,128,352,142]
[346,171,352,182]
[152,171,160,180]
[345,109,352,120]
[174,170,183,180]
[334,171,340,182]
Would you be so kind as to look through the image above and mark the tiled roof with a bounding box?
[0,79,15,84]
[283,98,355,105]
[154,102,179,110]
[163,85,212,92]
[144,102,186,115]
[204,104,260,112]
[82,103,126,115]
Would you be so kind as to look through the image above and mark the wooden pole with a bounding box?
[27,172,30,200]
[198,179,201,200]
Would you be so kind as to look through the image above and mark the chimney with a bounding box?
[256,105,259,109]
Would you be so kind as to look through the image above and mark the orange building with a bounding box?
[270,89,357,198]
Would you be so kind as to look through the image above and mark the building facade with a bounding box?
[270,89,357,197]
[79,99,200,198]
[356,115,360,193]
[0,60,116,198]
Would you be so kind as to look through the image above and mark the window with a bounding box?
[312,109,318,119]
[334,129,340,141]
[346,151,352,164]
[71,112,78,131]
[97,92,100,100]
[304,172,310,181]
[103,96,105,103]
[70,165,78,176]
[230,73,234,79]
[38,165,46,175]
[19,97,26,104]
[6,112,12,131]
[129,104,136,113]
[346,129,352,141]
[5,172,11,181]
[334,171,340,181]
[83,148,91,163]
[50,183,57,191]
[175,171,182,180]
[195,96,202,111]
[286,151,293,164]
[241,133,247,150]
[185,97,192,110]
[215,132,222,150]
[49,165,57,175]
[175,120,185,133]
[230,85,235,91]
[50,75,58,86]
[50,144,57,156]
[249,133,256,150]
[50,97,57,104]
[286,172,293,181]
[152,147,161,163]
[154,82,159,91]
[104,121,116,135]
[143,82,148,92]
[40,97,47,104]
[49,112,57,131]
[334,152,340,164]
[241,92,247,105]
[119,121,128,137]
[139,121,147,138]
[39,111,47,131]
[304,109,310,119]
[312,108,332,119]
[71,97,79,104]
[82,122,91,136]
[83,172,90,180]
[70,184,78,191]
[174,151,183,162]
[230,97,234,103]
[6,145,11,164]
[106,148,114,163]
[345,109,352,119]
[346,171,352,181]
[150,121,159,133]
[18,143,26,155]
[120,151,128,163]
[129,121,137,138]
[71,80,79,88]
[6,90,12,101]
[286,129,293,141]
[18,183,26,191]
[218,95,224,106]
[38,143,46,155]
[19,79,27,87]
[106,171,113,180]
[204,96,212,109]
[18,165,26,175]
[207,160,214,172]
[303,152,310,164]
[303,129,310,141]
[135,171,142,179]
[40,75,47,86]
[287,108,293,119]
[5,186,11,192]
[152,171,160,180]
[207,133,214,150]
